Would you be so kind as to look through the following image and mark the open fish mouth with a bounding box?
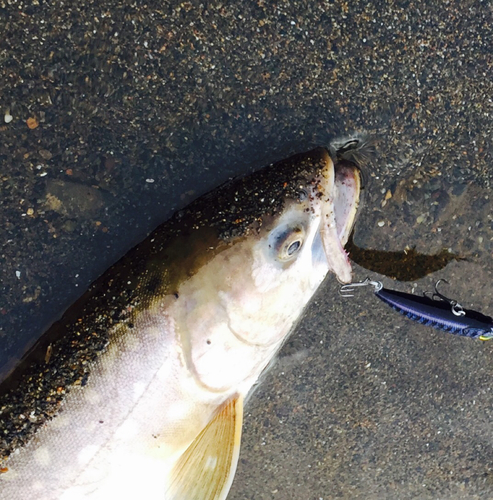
[334,161,361,247]
[320,157,361,284]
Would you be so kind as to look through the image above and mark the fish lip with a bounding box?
[318,156,361,284]
[334,161,362,246]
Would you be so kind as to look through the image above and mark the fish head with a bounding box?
[251,151,361,289]
[175,148,361,392]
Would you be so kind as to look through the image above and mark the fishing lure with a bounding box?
[340,278,493,341]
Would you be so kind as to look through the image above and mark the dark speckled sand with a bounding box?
[1,0,493,498]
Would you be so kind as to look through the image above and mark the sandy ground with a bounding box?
[1,0,493,498]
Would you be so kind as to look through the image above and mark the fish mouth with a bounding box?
[319,156,361,284]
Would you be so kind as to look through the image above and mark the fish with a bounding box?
[0,147,361,500]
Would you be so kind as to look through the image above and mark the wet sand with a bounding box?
[1,0,493,498]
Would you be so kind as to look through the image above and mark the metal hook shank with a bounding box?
[339,277,383,298]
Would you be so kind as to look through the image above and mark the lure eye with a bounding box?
[274,226,305,262]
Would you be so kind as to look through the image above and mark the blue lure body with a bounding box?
[340,278,493,341]
[375,287,493,340]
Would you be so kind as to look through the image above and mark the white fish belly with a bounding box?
[0,306,229,500]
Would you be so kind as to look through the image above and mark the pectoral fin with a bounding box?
[166,395,243,500]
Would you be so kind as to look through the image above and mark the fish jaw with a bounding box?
[319,158,361,284]
[334,160,362,246]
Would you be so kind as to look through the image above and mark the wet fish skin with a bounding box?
[0,148,361,500]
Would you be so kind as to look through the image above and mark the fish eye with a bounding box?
[287,240,301,255]
[274,226,305,262]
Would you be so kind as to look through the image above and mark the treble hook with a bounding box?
[425,279,465,317]
[339,277,383,297]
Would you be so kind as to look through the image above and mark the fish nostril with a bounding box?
[297,189,308,201]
